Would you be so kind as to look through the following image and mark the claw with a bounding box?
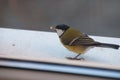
[66,57,85,60]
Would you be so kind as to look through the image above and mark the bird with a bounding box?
[50,24,119,60]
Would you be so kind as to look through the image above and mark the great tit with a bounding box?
[50,24,119,60]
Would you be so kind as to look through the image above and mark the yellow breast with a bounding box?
[64,45,88,54]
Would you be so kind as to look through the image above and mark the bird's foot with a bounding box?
[66,57,85,60]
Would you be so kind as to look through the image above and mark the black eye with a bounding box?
[55,24,69,30]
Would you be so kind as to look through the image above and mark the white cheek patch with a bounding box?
[56,29,64,36]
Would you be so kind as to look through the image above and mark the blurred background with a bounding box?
[0,0,120,37]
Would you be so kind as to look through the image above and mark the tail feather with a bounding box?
[96,43,119,49]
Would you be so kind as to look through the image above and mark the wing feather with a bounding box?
[69,35,98,46]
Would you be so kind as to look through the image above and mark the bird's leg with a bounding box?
[66,54,84,60]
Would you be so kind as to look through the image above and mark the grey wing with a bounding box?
[69,35,98,46]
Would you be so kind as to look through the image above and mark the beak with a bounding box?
[50,26,56,31]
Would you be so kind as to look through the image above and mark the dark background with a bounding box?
[0,0,120,37]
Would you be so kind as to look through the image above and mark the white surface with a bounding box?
[0,28,120,66]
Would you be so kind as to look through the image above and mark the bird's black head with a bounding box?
[55,24,70,31]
